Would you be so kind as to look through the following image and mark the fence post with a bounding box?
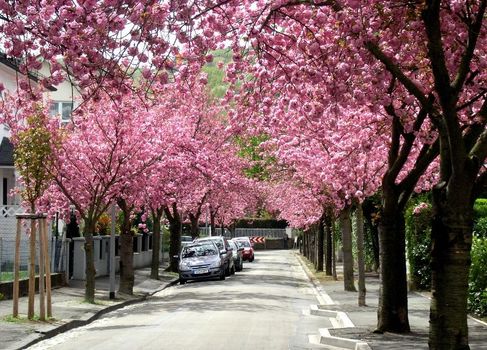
[13,219,21,317]
[42,218,52,318]
[28,218,36,320]
[38,218,46,321]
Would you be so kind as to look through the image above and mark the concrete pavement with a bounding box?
[296,252,487,350]
[0,264,178,350]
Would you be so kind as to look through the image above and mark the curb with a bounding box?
[294,252,335,306]
[17,277,179,349]
[295,253,372,350]
[311,328,371,350]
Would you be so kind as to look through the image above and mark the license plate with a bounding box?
[193,268,209,275]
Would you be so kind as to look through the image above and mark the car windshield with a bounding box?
[237,240,251,247]
[202,239,223,249]
[182,244,218,258]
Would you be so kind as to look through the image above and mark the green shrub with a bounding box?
[474,198,487,219]
[405,194,432,290]
[473,216,487,238]
[468,235,487,317]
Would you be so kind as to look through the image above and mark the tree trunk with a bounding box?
[356,202,366,306]
[325,215,333,276]
[340,207,356,292]
[363,198,380,271]
[429,184,472,350]
[118,199,134,295]
[165,204,181,273]
[210,208,215,236]
[316,218,324,272]
[83,219,96,303]
[150,208,163,280]
[332,216,337,280]
[377,196,410,333]
[189,213,200,239]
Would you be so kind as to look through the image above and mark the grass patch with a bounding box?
[300,254,339,283]
[80,299,110,306]
[3,314,56,323]
[0,271,29,282]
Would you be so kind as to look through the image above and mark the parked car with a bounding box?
[193,236,235,275]
[229,239,244,272]
[180,235,193,248]
[176,242,226,284]
[234,237,255,262]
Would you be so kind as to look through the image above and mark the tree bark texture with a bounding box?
[316,218,325,272]
[325,215,333,276]
[150,209,163,280]
[429,183,473,350]
[356,203,366,306]
[118,199,134,295]
[189,213,200,239]
[83,220,96,303]
[377,203,410,332]
[340,207,356,292]
[165,204,181,272]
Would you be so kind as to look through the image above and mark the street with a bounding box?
[29,250,332,350]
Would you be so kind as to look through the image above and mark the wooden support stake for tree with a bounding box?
[13,218,21,317]
[28,219,36,320]
[42,218,52,318]
[38,218,46,321]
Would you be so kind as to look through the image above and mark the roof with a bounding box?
[0,137,14,166]
[0,52,57,92]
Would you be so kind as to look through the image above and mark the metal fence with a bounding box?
[198,227,288,239]
[0,236,69,282]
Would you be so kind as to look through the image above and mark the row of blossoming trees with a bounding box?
[1,1,486,349]
[0,73,259,303]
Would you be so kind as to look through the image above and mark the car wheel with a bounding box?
[231,264,236,275]
[249,255,254,262]
[219,268,226,280]
[225,263,231,276]
[179,279,186,285]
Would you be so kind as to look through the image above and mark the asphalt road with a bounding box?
[29,250,332,350]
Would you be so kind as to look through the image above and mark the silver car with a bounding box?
[193,236,235,276]
[177,242,226,284]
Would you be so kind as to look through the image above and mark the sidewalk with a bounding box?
[0,264,179,350]
[296,252,487,350]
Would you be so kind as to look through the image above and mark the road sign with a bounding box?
[250,236,265,244]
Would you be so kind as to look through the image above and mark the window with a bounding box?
[49,101,73,122]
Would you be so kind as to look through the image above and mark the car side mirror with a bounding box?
[238,247,244,252]
[220,249,227,255]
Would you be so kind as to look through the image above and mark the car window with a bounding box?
[229,241,236,250]
[240,241,251,247]
[182,244,218,258]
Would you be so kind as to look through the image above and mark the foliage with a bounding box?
[13,106,53,211]
[468,235,487,317]
[95,213,111,236]
[235,135,273,180]
[474,198,487,218]
[405,194,432,291]
[473,217,487,239]
[202,49,232,98]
